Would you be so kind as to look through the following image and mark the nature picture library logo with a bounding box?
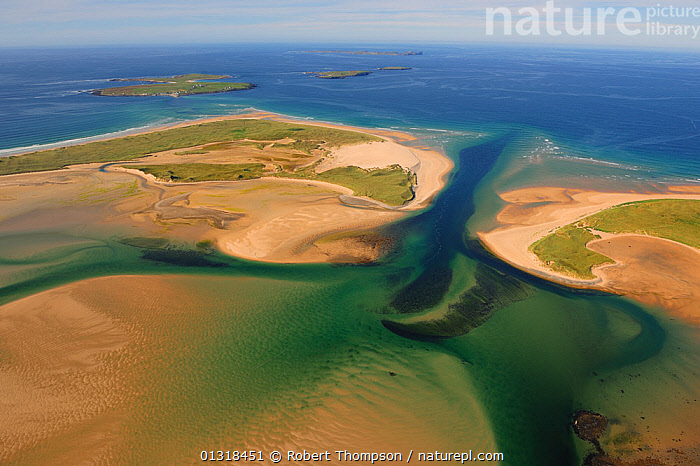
[485,1,700,39]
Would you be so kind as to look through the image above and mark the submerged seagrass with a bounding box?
[382,264,536,339]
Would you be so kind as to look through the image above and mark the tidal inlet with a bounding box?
[1,49,699,466]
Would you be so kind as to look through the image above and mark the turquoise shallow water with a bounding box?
[1,44,699,465]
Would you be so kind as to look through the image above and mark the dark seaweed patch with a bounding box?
[383,264,535,338]
[389,267,453,314]
[140,248,227,268]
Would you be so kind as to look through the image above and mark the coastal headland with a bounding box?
[478,186,700,322]
[0,111,452,264]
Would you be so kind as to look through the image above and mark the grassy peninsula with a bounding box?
[581,199,700,248]
[311,70,372,79]
[0,117,420,206]
[530,199,700,279]
[316,165,414,206]
[530,224,613,279]
[0,119,379,176]
[92,73,255,97]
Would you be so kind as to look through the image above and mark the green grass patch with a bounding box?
[316,165,415,206]
[95,82,254,96]
[530,199,700,279]
[285,140,322,154]
[174,149,209,155]
[530,224,614,279]
[203,141,267,150]
[313,70,372,79]
[275,163,415,206]
[0,119,381,176]
[582,199,700,249]
[95,74,254,97]
[130,163,264,182]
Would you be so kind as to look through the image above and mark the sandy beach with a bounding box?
[478,186,700,321]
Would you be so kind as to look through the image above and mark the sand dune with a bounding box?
[316,139,451,211]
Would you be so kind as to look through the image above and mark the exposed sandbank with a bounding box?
[478,186,700,321]
[0,280,131,463]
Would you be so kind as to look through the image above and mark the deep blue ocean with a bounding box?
[1,43,699,181]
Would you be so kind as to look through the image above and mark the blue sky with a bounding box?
[2,0,699,49]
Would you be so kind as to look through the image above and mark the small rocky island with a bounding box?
[309,70,372,79]
[92,73,255,97]
[308,67,413,79]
